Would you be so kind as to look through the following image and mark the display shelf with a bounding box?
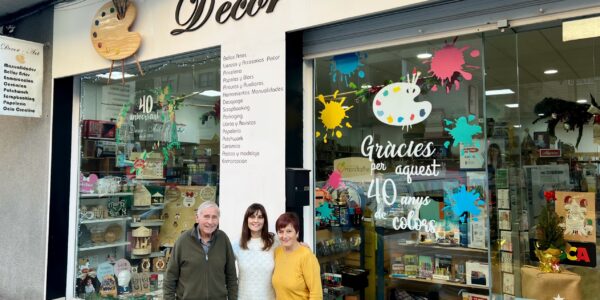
[131,220,164,227]
[83,137,116,141]
[318,251,359,263]
[131,204,165,210]
[390,243,488,254]
[388,275,489,290]
[130,251,166,259]
[79,241,131,252]
[80,192,133,198]
[80,217,132,224]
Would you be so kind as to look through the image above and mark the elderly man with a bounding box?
[164,201,238,300]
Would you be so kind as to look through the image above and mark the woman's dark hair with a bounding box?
[275,212,300,234]
[240,203,274,250]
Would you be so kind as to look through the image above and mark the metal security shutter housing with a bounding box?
[303,0,600,57]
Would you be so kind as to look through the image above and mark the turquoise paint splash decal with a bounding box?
[444,185,485,222]
[316,202,337,223]
[330,52,366,86]
[443,114,482,148]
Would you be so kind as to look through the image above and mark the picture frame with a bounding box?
[555,191,596,243]
[499,210,511,230]
[500,230,513,252]
[533,131,550,149]
[501,252,513,273]
[502,272,515,295]
[466,261,489,287]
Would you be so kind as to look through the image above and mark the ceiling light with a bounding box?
[198,90,221,97]
[96,71,135,79]
[544,69,558,75]
[538,113,545,116]
[485,89,515,96]
[513,125,522,128]
[505,103,519,108]
[417,52,432,59]
[576,99,588,103]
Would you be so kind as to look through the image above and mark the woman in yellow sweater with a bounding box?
[272,212,323,300]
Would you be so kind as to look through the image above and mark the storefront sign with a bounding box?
[219,37,286,236]
[0,36,43,118]
[539,149,561,157]
[171,0,281,35]
[563,16,600,42]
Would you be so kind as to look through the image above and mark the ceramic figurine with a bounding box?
[117,270,132,294]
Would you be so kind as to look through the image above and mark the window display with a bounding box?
[314,19,600,299]
[314,35,489,299]
[74,48,220,299]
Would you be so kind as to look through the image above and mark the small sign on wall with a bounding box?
[563,16,600,42]
[0,36,44,118]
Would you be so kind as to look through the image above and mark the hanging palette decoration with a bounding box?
[91,0,144,84]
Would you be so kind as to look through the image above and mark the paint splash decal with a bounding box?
[443,115,482,149]
[372,69,432,129]
[330,52,366,86]
[444,185,485,222]
[424,37,480,93]
[316,90,353,143]
[323,169,345,190]
[316,202,337,223]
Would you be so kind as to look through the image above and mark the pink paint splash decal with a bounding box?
[323,169,345,190]
[425,37,480,93]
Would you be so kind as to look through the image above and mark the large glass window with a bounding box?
[314,35,488,299]
[74,48,220,299]
[314,19,600,300]
[485,25,600,300]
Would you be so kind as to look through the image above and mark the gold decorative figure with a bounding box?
[90,0,143,84]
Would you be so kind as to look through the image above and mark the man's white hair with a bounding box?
[196,201,220,217]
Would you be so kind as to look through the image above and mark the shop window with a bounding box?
[314,35,488,299]
[74,48,220,298]
[485,25,600,299]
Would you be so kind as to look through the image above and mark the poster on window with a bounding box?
[555,191,596,243]
[460,139,484,169]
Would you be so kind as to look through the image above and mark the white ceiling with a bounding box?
[0,0,48,18]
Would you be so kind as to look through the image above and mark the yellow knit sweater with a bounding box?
[272,245,323,300]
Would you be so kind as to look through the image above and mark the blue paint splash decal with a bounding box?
[444,114,482,148]
[444,185,485,222]
[330,52,366,86]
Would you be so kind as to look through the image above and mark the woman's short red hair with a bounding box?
[275,212,300,233]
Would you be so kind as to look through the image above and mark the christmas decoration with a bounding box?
[535,191,566,272]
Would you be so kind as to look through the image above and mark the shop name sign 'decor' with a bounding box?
[171,0,281,35]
